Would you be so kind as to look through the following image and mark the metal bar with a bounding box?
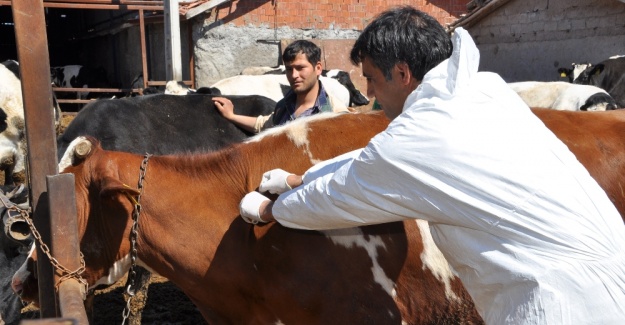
[187,22,195,88]
[52,87,130,92]
[164,0,182,81]
[20,319,77,325]
[147,80,191,86]
[48,174,89,324]
[140,9,149,89]
[44,0,163,4]
[11,0,59,318]
[55,99,95,104]
[38,3,164,10]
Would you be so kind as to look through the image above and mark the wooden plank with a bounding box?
[184,0,229,20]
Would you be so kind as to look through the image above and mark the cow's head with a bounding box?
[0,62,28,185]
[323,69,370,107]
[0,61,62,185]
[559,63,592,83]
[12,137,141,304]
[574,64,604,85]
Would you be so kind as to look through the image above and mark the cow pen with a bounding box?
[0,0,205,111]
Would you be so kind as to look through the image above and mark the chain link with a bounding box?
[3,201,89,297]
[122,153,152,325]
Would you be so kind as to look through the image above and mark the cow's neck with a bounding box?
[127,142,290,306]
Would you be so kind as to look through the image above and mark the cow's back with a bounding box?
[531,108,625,218]
[57,94,276,160]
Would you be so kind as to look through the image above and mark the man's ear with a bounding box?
[395,62,412,85]
[315,61,323,76]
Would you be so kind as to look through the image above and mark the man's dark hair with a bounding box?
[283,40,322,65]
[350,6,453,81]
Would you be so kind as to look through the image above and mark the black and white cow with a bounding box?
[557,62,592,83]
[508,81,618,111]
[237,65,369,107]
[322,69,369,106]
[0,60,59,323]
[50,65,110,100]
[0,184,31,325]
[573,56,625,108]
[0,60,62,185]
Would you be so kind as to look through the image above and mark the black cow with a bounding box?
[57,93,276,160]
[0,184,30,325]
[574,56,625,108]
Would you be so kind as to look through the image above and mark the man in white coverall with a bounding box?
[239,6,625,324]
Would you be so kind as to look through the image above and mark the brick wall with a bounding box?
[212,0,471,30]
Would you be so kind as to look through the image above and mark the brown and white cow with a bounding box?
[13,108,625,324]
[13,112,484,324]
[531,108,625,219]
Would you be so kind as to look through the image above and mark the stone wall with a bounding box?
[465,0,625,82]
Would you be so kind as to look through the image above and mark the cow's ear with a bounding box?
[592,64,605,76]
[99,176,140,198]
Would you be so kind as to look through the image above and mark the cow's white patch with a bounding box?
[92,254,159,290]
[13,243,36,288]
[416,219,458,301]
[324,69,340,79]
[246,113,341,165]
[274,320,285,325]
[93,254,131,289]
[322,228,395,295]
[58,136,88,171]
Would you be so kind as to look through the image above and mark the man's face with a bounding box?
[361,56,412,120]
[285,53,322,94]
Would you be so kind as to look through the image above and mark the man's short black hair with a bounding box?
[350,6,453,81]
[283,40,322,65]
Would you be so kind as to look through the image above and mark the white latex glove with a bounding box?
[240,191,271,224]
[259,169,293,194]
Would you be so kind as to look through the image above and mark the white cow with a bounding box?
[508,81,617,111]
[0,60,61,184]
[209,74,351,108]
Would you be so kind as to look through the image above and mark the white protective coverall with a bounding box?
[272,28,625,324]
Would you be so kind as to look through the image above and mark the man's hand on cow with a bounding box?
[213,97,235,119]
[240,191,275,224]
[259,169,303,194]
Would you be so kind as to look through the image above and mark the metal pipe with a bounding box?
[11,0,59,317]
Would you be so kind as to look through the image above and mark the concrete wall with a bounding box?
[192,0,471,87]
[466,0,625,82]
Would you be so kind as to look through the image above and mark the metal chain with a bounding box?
[3,203,89,297]
[122,153,152,325]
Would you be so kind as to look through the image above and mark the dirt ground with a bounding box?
[20,274,207,325]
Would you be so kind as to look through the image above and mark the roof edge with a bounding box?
[448,0,514,31]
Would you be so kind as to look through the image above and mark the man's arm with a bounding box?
[213,96,264,133]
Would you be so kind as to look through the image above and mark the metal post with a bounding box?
[48,174,88,324]
[164,0,182,81]
[11,0,59,317]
